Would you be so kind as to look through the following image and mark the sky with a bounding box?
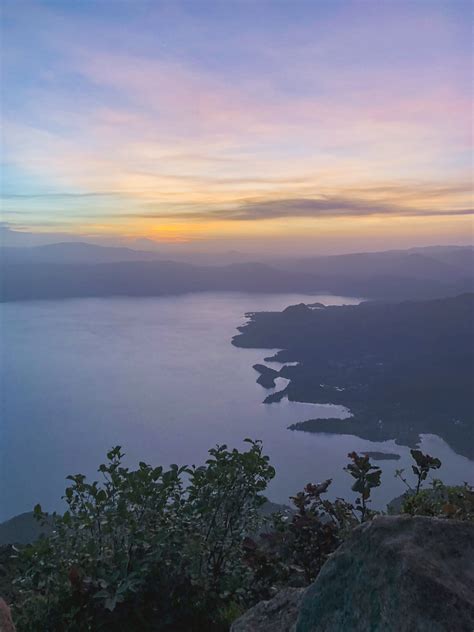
[1,0,473,254]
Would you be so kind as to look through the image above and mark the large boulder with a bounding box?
[297,515,474,632]
[231,587,305,632]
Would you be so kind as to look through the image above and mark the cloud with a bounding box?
[221,198,414,221]
[137,192,473,223]
[2,1,472,243]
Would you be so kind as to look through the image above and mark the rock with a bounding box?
[0,598,15,632]
[296,515,474,632]
[231,587,306,632]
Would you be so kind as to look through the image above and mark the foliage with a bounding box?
[401,480,474,519]
[344,452,382,521]
[13,440,274,632]
[0,546,22,604]
[395,450,441,494]
[243,451,382,588]
[8,443,473,631]
[245,480,353,587]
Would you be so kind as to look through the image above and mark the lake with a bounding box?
[1,292,472,522]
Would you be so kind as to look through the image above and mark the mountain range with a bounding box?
[1,243,472,302]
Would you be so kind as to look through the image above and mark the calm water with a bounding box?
[1,293,472,522]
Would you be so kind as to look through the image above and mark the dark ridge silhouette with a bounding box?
[1,244,473,302]
[0,242,163,264]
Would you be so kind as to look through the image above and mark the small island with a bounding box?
[362,451,400,461]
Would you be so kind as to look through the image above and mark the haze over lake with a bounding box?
[1,292,472,522]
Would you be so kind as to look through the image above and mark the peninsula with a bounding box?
[233,294,474,459]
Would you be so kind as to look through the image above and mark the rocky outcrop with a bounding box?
[0,598,15,632]
[231,587,305,632]
[297,515,474,632]
[233,516,474,632]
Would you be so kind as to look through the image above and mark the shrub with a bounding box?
[400,480,474,519]
[244,452,381,588]
[13,440,274,632]
[10,443,472,631]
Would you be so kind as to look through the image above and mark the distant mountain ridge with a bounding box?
[0,242,163,264]
[271,245,474,280]
[1,243,472,302]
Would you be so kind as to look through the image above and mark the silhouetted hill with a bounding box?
[0,242,163,264]
[0,512,52,546]
[1,244,472,302]
[273,245,474,281]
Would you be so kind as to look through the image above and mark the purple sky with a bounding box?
[1,0,472,253]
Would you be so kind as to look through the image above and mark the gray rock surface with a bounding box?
[296,515,474,632]
[231,587,305,632]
